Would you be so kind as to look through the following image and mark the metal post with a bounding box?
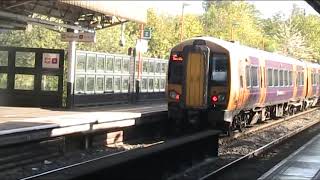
[66,29,77,108]
[180,4,185,42]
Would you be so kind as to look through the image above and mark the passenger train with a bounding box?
[167,36,320,134]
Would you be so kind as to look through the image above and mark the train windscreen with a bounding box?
[211,53,228,85]
[168,51,183,84]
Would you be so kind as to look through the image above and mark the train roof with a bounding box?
[172,36,307,67]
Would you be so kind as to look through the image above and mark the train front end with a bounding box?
[167,38,231,131]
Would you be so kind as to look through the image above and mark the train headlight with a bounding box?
[169,90,180,101]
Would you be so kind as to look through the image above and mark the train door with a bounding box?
[182,44,210,108]
[237,59,246,109]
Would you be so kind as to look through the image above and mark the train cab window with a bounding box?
[267,69,273,86]
[251,66,258,87]
[289,71,293,86]
[246,66,251,87]
[211,54,228,85]
[274,69,279,86]
[168,52,184,83]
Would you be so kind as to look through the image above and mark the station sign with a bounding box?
[61,32,96,42]
[143,28,151,40]
[136,39,148,53]
[42,53,60,69]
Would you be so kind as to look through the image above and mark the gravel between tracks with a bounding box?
[175,109,320,180]
[0,142,157,180]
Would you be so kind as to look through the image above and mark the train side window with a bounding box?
[267,68,273,87]
[300,72,304,86]
[284,70,288,86]
[289,71,293,86]
[246,66,251,87]
[297,72,300,86]
[273,69,279,86]
[279,70,283,86]
[251,66,258,87]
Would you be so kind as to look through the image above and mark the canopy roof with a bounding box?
[0,0,147,31]
[306,0,320,14]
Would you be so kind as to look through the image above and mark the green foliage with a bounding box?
[0,2,319,62]
[202,1,264,49]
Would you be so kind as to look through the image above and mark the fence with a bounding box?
[72,50,167,106]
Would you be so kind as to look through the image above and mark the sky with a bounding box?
[135,1,319,18]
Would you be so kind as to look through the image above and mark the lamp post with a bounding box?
[180,2,190,42]
[230,21,239,41]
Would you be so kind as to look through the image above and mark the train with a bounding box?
[167,36,320,135]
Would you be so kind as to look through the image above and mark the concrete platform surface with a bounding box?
[0,102,167,145]
[259,133,320,180]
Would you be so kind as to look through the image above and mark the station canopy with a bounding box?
[0,0,147,32]
[307,0,320,14]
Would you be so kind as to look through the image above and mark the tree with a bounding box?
[275,18,314,60]
[202,1,264,49]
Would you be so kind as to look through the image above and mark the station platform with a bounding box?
[0,102,167,146]
[259,133,320,180]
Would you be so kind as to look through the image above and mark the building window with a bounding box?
[0,73,7,89]
[122,58,130,73]
[14,74,34,90]
[86,76,95,92]
[148,78,154,91]
[75,76,85,93]
[114,57,122,72]
[114,77,121,92]
[106,56,114,72]
[15,52,35,68]
[141,78,148,92]
[105,76,113,92]
[122,76,129,92]
[0,51,8,66]
[87,54,96,71]
[96,55,105,72]
[41,75,58,91]
[76,54,86,71]
[96,76,104,93]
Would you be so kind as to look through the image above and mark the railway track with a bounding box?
[18,130,219,180]
[169,107,320,180]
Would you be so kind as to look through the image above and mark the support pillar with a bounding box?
[66,29,77,108]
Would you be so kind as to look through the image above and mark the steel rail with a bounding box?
[199,109,320,180]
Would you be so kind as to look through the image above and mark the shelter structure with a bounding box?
[0,0,147,108]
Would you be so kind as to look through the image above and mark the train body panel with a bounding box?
[167,36,320,133]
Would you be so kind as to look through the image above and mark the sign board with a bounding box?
[42,53,60,69]
[143,29,151,40]
[61,32,96,42]
[136,39,148,53]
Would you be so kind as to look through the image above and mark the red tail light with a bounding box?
[175,94,180,100]
[211,95,218,103]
